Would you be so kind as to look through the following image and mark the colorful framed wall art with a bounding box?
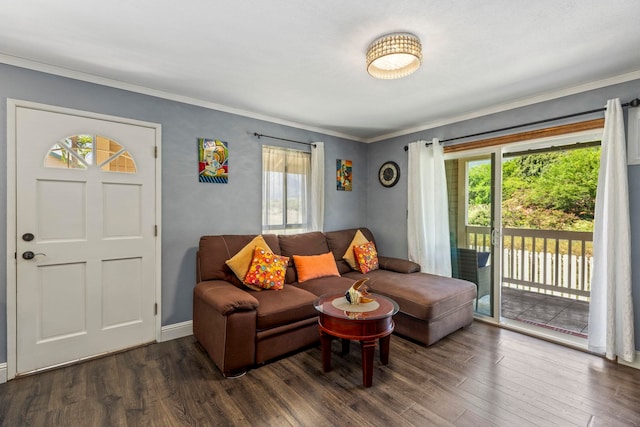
[198,138,228,183]
[336,159,352,191]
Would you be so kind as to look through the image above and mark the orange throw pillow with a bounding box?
[293,252,341,283]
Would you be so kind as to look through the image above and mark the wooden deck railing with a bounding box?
[466,226,592,301]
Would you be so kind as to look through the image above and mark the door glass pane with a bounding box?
[45,142,88,169]
[500,146,597,337]
[446,156,494,316]
[66,135,94,164]
[97,136,137,173]
[101,151,137,173]
[95,135,123,165]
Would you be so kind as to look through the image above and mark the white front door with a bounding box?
[14,105,158,374]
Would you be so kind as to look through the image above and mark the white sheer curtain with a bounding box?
[407,138,452,276]
[262,145,310,235]
[310,142,325,231]
[588,98,636,362]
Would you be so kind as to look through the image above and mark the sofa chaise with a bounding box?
[193,227,477,376]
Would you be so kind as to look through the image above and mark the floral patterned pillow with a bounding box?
[243,247,289,290]
[353,242,379,274]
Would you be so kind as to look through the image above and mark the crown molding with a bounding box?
[0,54,366,143]
[2,54,638,145]
[365,69,640,143]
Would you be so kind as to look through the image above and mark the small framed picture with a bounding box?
[337,159,352,191]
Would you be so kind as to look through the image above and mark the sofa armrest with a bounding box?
[378,256,421,274]
[193,280,257,376]
[194,280,259,315]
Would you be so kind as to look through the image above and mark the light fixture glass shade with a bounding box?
[366,33,422,79]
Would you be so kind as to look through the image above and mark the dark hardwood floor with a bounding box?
[1,321,640,426]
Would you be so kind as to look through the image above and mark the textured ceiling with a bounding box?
[1,0,640,141]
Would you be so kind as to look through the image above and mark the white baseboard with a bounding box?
[0,363,7,384]
[619,351,640,370]
[160,320,193,342]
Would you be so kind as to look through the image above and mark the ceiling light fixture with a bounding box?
[366,33,422,80]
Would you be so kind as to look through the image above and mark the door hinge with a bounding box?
[154,146,158,158]
[154,303,158,316]
[154,225,158,236]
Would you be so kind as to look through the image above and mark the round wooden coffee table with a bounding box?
[313,293,399,387]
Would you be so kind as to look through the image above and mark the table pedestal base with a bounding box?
[320,331,392,387]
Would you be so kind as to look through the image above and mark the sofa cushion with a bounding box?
[353,241,379,273]
[198,234,280,285]
[225,235,273,283]
[293,252,340,283]
[377,256,421,273]
[278,231,331,283]
[244,247,289,291]
[343,269,476,321]
[253,285,318,330]
[325,228,376,274]
[291,275,357,297]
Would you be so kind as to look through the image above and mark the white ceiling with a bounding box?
[2,0,640,142]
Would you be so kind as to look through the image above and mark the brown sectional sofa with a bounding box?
[193,228,477,376]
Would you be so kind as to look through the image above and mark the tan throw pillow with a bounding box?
[225,235,272,282]
[343,229,369,270]
[293,252,341,283]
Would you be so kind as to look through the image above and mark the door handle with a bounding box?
[22,251,46,260]
[491,229,500,246]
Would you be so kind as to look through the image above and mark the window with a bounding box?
[45,134,136,173]
[262,145,311,234]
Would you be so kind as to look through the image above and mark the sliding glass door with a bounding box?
[499,143,598,338]
[446,153,500,317]
[445,131,599,343]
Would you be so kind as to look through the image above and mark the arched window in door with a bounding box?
[45,134,137,173]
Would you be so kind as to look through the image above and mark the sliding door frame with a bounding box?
[444,127,603,331]
[445,146,503,324]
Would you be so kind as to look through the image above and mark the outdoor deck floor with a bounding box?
[479,286,590,337]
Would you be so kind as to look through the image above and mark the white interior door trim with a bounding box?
[6,99,162,380]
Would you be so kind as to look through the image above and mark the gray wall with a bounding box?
[0,64,368,363]
[1,62,639,364]
[367,78,640,350]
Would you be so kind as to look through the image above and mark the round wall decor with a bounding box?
[378,161,400,187]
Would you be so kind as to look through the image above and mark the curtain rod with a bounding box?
[403,140,442,151]
[253,132,316,147]
[503,140,601,159]
[403,97,640,151]
[440,98,640,144]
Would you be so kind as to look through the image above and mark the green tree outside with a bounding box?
[467,146,600,231]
